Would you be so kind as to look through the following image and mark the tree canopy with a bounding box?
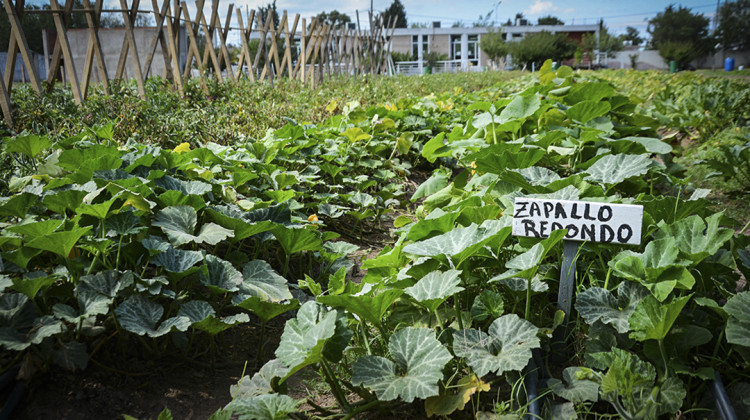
[479,29,509,67]
[582,25,623,58]
[716,0,750,51]
[510,31,576,69]
[0,0,89,54]
[648,5,712,67]
[315,10,351,28]
[382,0,407,28]
[537,15,564,25]
[622,26,644,46]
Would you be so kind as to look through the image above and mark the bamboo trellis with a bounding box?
[0,0,398,128]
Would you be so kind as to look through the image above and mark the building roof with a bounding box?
[391,24,599,37]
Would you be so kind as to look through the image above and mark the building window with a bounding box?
[468,34,478,63]
[412,35,428,59]
[450,35,461,60]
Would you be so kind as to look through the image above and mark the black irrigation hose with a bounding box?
[0,367,18,392]
[524,358,540,420]
[0,374,26,420]
[710,371,738,420]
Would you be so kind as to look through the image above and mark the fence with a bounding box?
[394,60,485,76]
[0,0,398,128]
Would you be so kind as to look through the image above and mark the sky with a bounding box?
[214,0,720,33]
[23,0,721,46]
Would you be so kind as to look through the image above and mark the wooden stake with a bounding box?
[50,0,83,103]
[235,8,256,82]
[3,0,43,93]
[80,0,109,97]
[118,0,146,98]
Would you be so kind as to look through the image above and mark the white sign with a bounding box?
[512,198,643,245]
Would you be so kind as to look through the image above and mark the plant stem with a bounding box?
[359,323,372,355]
[525,277,532,321]
[321,358,350,411]
[341,399,382,420]
[657,339,669,379]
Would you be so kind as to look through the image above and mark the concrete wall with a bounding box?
[0,52,46,83]
[429,34,450,56]
[391,36,411,57]
[606,49,750,70]
[65,27,186,82]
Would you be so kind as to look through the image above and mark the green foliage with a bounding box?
[537,15,564,25]
[382,0,407,28]
[623,26,644,46]
[314,10,351,27]
[479,29,509,67]
[582,25,623,58]
[716,0,750,51]
[2,62,750,420]
[509,31,576,69]
[648,5,713,67]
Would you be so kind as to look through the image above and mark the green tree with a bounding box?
[315,10,351,28]
[537,15,564,25]
[480,28,509,68]
[1,0,88,54]
[258,0,280,28]
[473,11,493,28]
[582,24,623,58]
[382,0,406,28]
[648,5,712,68]
[510,31,576,69]
[622,26,644,46]
[716,0,750,51]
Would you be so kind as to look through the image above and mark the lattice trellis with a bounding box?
[0,0,398,128]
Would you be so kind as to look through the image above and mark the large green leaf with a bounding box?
[231,359,290,399]
[153,175,212,196]
[453,314,540,377]
[629,294,692,342]
[404,270,464,312]
[25,225,92,258]
[151,247,204,273]
[206,206,277,241]
[178,300,249,335]
[200,255,242,293]
[114,295,191,338]
[498,94,541,120]
[317,289,403,331]
[0,315,64,351]
[4,134,52,158]
[0,193,38,218]
[547,367,600,403]
[228,394,299,420]
[411,171,450,202]
[652,213,733,263]
[274,301,341,379]
[10,272,58,299]
[352,327,451,402]
[403,219,510,263]
[611,238,694,301]
[238,260,292,302]
[566,100,611,123]
[105,211,147,236]
[575,282,648,334]
[235,297,299,324]
[271,226,322,256]
[153,206,233,247]
[583,154,653,185]
[491,230,565,282]
[470,290,504,322]
[724,292,750,347]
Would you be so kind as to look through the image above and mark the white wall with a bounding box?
[66,27,186,82]
[605,49,750,71]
